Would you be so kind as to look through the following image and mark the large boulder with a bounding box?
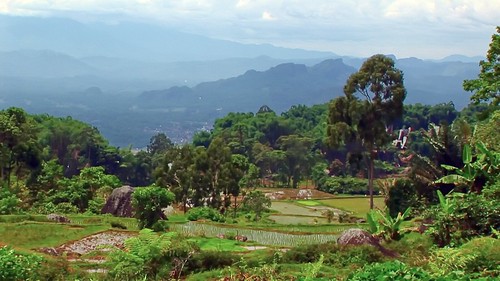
[337,228,379,246]
[101,186,135,217]
[337,228,398,257]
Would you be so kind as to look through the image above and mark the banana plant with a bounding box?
[434,142,499,192]
[436,190,455,215]
[367,207,412,241]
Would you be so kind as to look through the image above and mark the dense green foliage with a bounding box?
[0,246,42,281]
[132,186,175,229]
[463,26,499,108]
[186,207,226,222]
[108,229,198,280]
[348,260,431,281]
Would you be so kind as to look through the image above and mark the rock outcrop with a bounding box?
[101,186,135,217]
[337,228,399,257]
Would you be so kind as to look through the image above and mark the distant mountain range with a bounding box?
[139,57,478,113]
[0,15,482,147]
[0,15,334,62]
[140,59,354,114]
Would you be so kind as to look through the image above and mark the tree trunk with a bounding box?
[233,195,238,218]
[368,154,375,209]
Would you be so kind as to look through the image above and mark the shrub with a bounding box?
[132,186,175,229]
[186,250,238,272]
[241,190,271,221]
[53,202,79,214]
[186,207,225,223]
[348,260,432,281]
[426,247,477,278]
[283,242,384,267]
[459,237,500,276]
[110,221,127,230]
[152,220,169,232]
[386,179,419,217]
[224,231,237,240]
[0,188,20,215]
[384,233,433,265]
[284,243,332,263]
[108,229,174,280]
[86,198,105,215]
[427,184,500,247]
[328,245,385,268]
[0,246,43,281]
[317,176,371,195]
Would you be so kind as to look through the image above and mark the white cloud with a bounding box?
[261,10,275,21]
[0,0,497,58]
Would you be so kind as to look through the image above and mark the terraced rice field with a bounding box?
[270,201,326,217]
[170,222,338,247]
[268,214,327,224]
[318,196,385,217]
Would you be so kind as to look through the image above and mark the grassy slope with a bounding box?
[0,222,108,250]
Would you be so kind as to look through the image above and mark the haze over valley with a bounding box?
[0,11,489,147]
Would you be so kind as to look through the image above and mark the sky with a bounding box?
[0,0,498,59]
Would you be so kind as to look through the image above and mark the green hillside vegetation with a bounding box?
[0,28,499,280]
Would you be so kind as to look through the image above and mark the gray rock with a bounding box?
[47,213,70,223]
[101,186,135,217]
[337,228,379,246]
[337,228,399,257]
[235,235,248,242]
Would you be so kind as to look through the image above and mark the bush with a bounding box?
[152,220,169,232]
[427,183,500,247]
[317,176,371,195]
[108,229,174,280]
[132,186,175,229]
[0,188,20,215]
[384,233,433,264]
[110,221,127,230]
[329,245,385,268]
[387,179,419,217]
[459,237,500,276]
[0,246,43,281]
[53,202,79,214]
[283,242,384,267]
[426,247,478,278]
[186,207,225,223]
[284,243,333,263]
[86,198,105,215]
[186,251,238,272]
[348,260,432,281]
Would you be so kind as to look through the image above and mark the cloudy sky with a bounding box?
[0,0,498,59]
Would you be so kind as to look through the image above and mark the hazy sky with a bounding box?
[1,0,498,59]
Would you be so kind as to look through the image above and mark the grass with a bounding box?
[270,202,325,217]
[189,237,246,252]
[319,196,385,217]
[0,222,108,250]
[295,200,322,206]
